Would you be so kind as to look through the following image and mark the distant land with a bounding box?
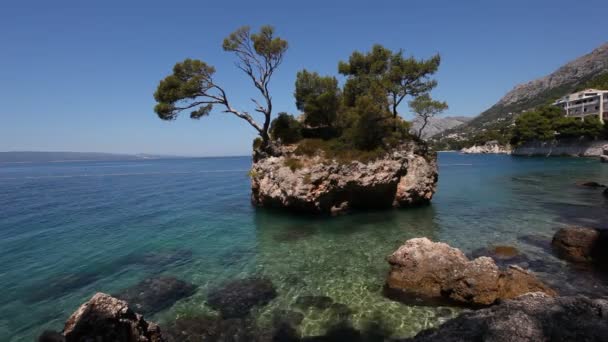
[411,116,472,139]
[0,151,181,163]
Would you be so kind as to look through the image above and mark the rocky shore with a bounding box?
[460,141,511,154]
[41,227,608,342]
[384,238,555,307]
[512,139,608,157]
[250,142,437,215]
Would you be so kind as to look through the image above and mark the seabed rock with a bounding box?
[385,238,555,307]
[206,277,277,318]
[552,226,608,265]
[470,245,529,268]
[404,293,608,342]
[250,143,437,215]
[115,276,196,315]
[39,292,166,342]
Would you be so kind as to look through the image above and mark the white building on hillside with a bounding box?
[553,88,608,123]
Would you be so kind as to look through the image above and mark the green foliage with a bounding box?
[283,157,303,171]
[153,59,217,120]
[338,44,440,115]
[252,137,263,150]
[222,25,288,65]
[269,112,302,144]
[349,92,393,150]
[511,105,605,145]
[294,70,341,127]
[409,94,448,138]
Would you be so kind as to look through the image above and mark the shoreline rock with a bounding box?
[40,292,166,342]
[552,226,608,265]
[250,142,437,215]
[385,238,555,307]
[405,292,608,341]
[460,141,511,154]
[512,139,608,157]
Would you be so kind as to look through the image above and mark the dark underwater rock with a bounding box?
[38,330,65,342]
[517,234,552,251]
[578,181,606,188]
[273,225,317,242]
[218,247,255,267]
[404,293,608,342]
[470,245,529,268]
[206,277,277,318]
[25,272,101,303]
[295,295,334,310]
[58,292,165,342]
[115,276,196,315]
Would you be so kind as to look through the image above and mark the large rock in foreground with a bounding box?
[385,238,555,307]
[48,292,166,342]
[406,293,608,342]
[250,143,437,214]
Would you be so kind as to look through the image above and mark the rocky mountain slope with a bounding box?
[411,116,472,139]
[436,42,608,144]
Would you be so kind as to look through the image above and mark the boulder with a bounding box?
[206,277,277,318]
[405,293,608,342]
[55,292,165,342]
[552,226,608,264]
[578,181,606,188]
[115,276,196,315]
[250,143,437,214]
[385,238,555,307]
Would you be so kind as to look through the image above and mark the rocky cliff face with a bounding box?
[250,142,437,215]
[498,43,608,107]
[436,42,608,147]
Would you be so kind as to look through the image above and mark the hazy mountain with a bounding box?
[0,152,175,163]
[411,116,472,139]
[437,42,608,142]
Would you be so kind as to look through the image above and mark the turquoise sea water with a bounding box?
[1,153,608,341]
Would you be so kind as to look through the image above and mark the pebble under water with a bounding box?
[1,153,607,341]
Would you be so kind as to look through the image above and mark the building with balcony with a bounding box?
[553,88,608,123]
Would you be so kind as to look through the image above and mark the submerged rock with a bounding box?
[294,295,334,310]
[470,245,528,267]
[25,272,101,303]
[250,143,437,215]
[552,226,608,264]
[385,238,555,307]
[578,181,606,188]
[43,292,166,342]
[405,293,608,342]
[115,276,196,315]
[206,277,277,318]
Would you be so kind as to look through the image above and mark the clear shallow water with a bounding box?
[1,153,607,341]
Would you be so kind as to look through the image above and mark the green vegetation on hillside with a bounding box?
[435,71,608,150]
[511,106,607,145]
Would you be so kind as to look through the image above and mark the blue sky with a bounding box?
[1,0,607,156]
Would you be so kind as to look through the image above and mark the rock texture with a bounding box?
[552,226,608,264]
[250,143,437,214]
[114,276,196,315]
[460,141,511,154]
[385,238,555,307]
[512,139,608,157]
[206,277,277,318]
[405,293,608,342]
[57,292,165,342]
